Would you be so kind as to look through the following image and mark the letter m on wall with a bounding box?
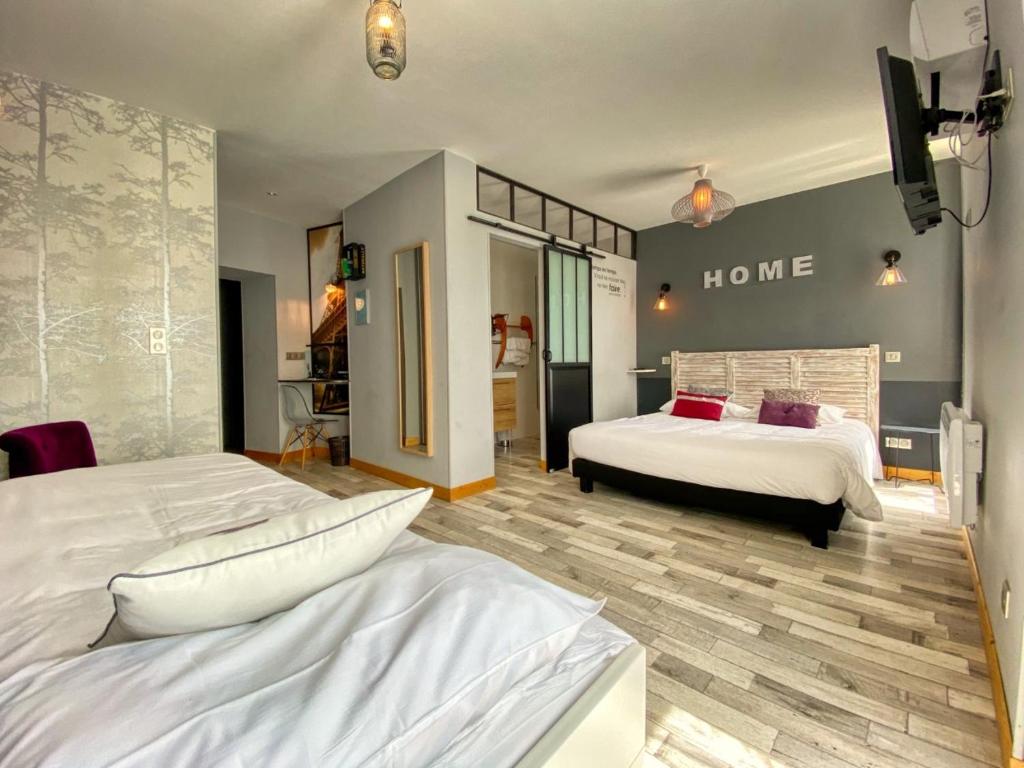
[758,260,783,282]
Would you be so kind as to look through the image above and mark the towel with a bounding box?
[503,337,531,367]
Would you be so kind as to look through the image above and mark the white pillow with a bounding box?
[658,398,675,413]
[818,403,847,425]
[100,488,432,641]
[723,401,754,419]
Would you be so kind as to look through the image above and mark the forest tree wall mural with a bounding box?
[0,71,219,474]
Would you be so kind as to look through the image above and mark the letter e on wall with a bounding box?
[792,254,814,277]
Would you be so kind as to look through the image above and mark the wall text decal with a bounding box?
[703,255,814,289]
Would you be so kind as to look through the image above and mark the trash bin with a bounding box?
[328,436,349,467]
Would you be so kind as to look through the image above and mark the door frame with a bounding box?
[542,244,594,473]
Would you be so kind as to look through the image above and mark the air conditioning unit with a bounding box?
[940,401,984,527]
[910,0,989,111]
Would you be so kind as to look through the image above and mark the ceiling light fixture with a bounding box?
[671,165,736,228]
[366,0,406,81]
[876,250,907,287]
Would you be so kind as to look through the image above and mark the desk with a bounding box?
[278,379,349,415]
[880,424,940,487]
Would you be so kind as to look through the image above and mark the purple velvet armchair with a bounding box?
[0,421,98,479]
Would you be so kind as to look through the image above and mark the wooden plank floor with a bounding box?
[268,439,999,768]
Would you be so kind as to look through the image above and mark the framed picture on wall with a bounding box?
[307,221,349,414]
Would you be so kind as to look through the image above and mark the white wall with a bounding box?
[217,203,339,449]
[959,3,1024,755]
[342,149,637,489]
[490,238,541,440]
[344,154,451,488]
[443,151,497,488]
[592,253,638,422]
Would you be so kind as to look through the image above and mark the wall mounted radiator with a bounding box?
[940,401,984,527]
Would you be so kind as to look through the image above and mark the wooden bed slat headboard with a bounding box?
[670,345,880,436]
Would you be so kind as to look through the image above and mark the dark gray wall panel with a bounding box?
[635,161,963,387]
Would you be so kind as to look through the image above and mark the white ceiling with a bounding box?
[0,0,922,230]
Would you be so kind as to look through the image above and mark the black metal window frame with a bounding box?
[476,166,636,260]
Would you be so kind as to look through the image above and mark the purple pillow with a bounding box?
[758,399,820,429]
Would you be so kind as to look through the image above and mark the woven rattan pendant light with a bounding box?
[671,165,736,228]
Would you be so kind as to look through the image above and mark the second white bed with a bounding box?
[569,412,884,521]
[0,454,637,768]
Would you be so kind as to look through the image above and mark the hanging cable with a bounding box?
[941,136,993,228]
[940,0,996,227]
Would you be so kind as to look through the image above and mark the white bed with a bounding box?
[0,453,645,768]
[568,346,886,543]
[570,411,883,520]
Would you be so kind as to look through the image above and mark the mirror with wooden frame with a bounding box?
[395,242,433,456]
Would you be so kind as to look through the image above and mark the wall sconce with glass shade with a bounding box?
[654,283,671,311]
[876,250,907,286]
[366,0,406,80]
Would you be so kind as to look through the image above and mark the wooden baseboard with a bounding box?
[538,459,548,473]
[962,527,1024,768]
[244,447,330,464]
[449,475,498,500]
[882,465,941,485]
[350,458,495,502]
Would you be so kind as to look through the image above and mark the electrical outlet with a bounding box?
[149,327,167,355]
[1002,580,1012,619]
[884,437,897,448]
[898,438,912,450]
[285,352,305,361]
[661,356,671,365]
[884,351,901,363]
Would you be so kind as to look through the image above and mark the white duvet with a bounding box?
[569,413,884,521]
[0,454,633,767]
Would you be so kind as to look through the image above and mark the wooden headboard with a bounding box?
[670,345,880,436]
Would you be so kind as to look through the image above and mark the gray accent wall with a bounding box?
[961,1,1024,742]
[636,161,963,468]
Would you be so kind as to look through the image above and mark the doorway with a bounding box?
[488,237,542,463]
[218,267,280,457]
[218,278,245,453]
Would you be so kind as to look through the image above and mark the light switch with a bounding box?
[885,351,901,363]
[149,327,167,355]
[661,356,671,365]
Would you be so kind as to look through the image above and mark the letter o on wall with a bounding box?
[729,266,750,285]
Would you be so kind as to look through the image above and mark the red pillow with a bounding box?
[669,391,727,421]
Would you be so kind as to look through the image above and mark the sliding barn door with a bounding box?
[543,246,593,472]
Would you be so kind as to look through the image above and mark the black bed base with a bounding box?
[571,458,845,549]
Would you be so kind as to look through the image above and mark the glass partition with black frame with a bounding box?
[477,167,636,259]
[543,245,592,472]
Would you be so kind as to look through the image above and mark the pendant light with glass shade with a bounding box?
[366,0,406,80]
[876,250,908,286]
[671,165,736,228]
